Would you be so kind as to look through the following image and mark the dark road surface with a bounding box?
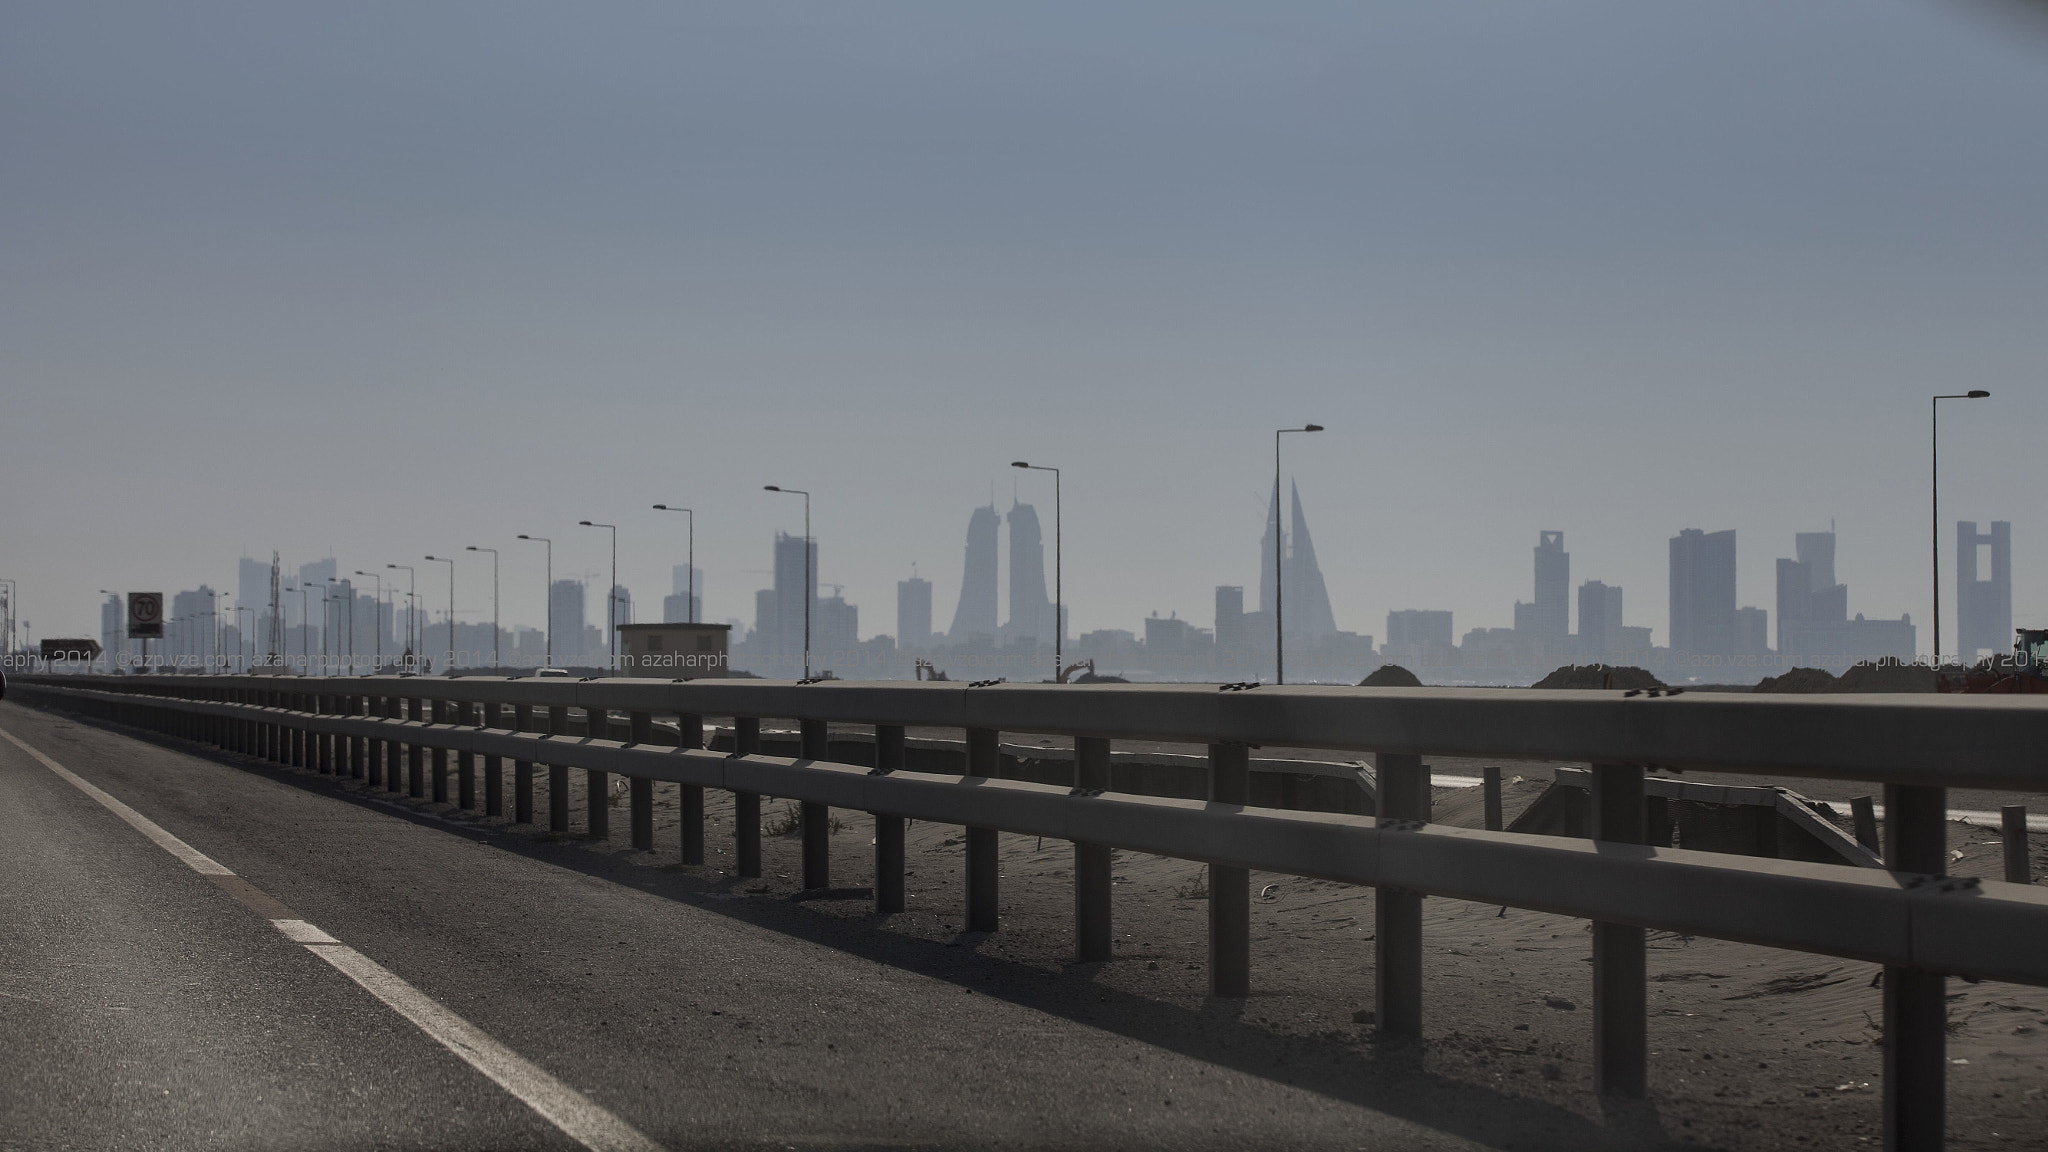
[0,701,1487,1152]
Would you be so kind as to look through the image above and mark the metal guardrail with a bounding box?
[14,673,2048,1151]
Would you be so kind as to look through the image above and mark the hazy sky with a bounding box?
[4,1,2044,656]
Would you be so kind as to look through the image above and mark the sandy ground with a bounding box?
[293,738,2048,1152]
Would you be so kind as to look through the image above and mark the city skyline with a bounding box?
[83,502,2007,682]
[5,2,2045,659]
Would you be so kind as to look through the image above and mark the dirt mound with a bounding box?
[1835,661,1938,693]
[1753,667,1838,694]
[1529,664,1664,690]
[1358,664,1423,687]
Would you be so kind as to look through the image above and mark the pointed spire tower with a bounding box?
[1287,482,1338,640]
[1259,480,1281,616]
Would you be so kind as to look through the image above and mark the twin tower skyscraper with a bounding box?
[939,500,1059,648]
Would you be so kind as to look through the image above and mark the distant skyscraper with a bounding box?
[664,565,703,624]
[1531,532,1569,640]
[237,557,269,625]
[1288,484,1338,640]
[753,588,777,650]
[1576,581,1621,657]
[1259,481,1337,640]
[772,531,816,661]
[101,593,123,668]
[817,592,858,657]
[1669,529,1737,658]
[897,575,933,649]
[1004,501,1055,646]
[298,558,337,596]
[1214,586,1245,648]
[946,503,1000,644]
[1777,530,1847,655]
[549,579,586,660]
[1385,609,1453,656]
[1957,521,2012,660]
[1772,527,1912,668]
[1735,606,1770,658]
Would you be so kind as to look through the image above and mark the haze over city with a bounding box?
[5,1,2044,663]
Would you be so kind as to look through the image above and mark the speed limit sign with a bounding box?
[127,592,164,639]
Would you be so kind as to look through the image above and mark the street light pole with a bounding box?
[467,546,500,668]
[1011,461,1063,682]
[1932,390,1991,667]
[651,505,696,623]
[577,522,619,672]
[763,486,812,678]
[424,556,455,674]
[328,578,354,673]
[1274,424,1325,685]
[354,571,384,673]
[387,565,415,670]
[517,535,552,667]
[296,582,311,670]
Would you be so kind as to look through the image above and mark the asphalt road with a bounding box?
[0,700,1495,1152]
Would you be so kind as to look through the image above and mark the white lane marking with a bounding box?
[271,919,339,944]
[0,726,233,875]
[0,723,668,1152]
[305,942,665,1152]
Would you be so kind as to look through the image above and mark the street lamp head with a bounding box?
[517,534,531,540]
[387,564,399,569]
[652,503,667,510]
[1011,461,1030,469]
[1968,390,1991,399]
[762,485,780,492]
[1304,423,1325,432]
[578,520,593,526]
[465,546,479,552]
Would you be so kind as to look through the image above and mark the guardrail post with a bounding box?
[320,693,336,774]
[965,727,1000,932]
[348,695,365,780]
[308,694,323,773]
[366,695,384,788]
[1883,783,1948,1152]
[1591,762,1648,1098]
[386,696,405,793]
[322,691,334,770]
[800,718,830,889]
[678,713,705,865]
[548,705,570,833]
[482,703,503,817]
[1852,795,1880,852]
[734,717,762,878]
[2003,805,2030,884]
[585,705,610,839]
[431,698,450,804]
[629,710,654,851]
[1482,766,1503,831]
[330,692,346,775]
[873,724,906,913]
[1074,736,1112,962]
[1209,741,1251,998]
[292,693,307,769]
[513,704,534,823]
[1375,752,1428,1038]
[456,701,476,809]
[408,697,426,798]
